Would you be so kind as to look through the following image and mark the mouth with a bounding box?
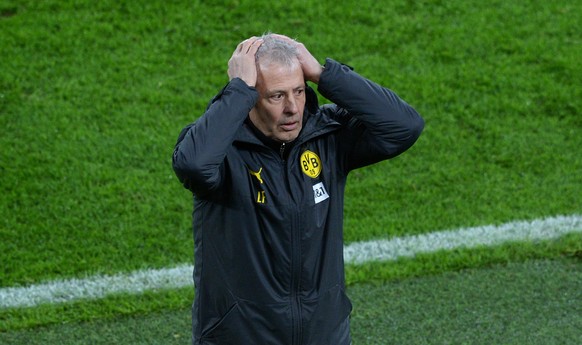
[280,121,299,132]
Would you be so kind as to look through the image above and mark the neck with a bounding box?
[246,118,296,159]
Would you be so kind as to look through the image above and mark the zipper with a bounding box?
[290,210,302,345]
[280,147,302,345]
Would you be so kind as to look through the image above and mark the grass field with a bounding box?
[1,258,581,344]
[1,0,581,343]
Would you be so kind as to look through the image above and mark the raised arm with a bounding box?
[172,38,262,194]
[272,35,424,169]
[318,58,424,170]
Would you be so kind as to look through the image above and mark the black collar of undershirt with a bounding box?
[245,118,297,159]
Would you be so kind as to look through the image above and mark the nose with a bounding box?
[284,96,298,114]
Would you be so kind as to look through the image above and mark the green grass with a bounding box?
[1,0,581,337]
[349,258,582,345]
[2,234,578,332]
[1,258,580,344]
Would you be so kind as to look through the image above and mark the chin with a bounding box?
[282,132,300,143]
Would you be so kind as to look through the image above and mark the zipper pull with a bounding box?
[279,142,286,158]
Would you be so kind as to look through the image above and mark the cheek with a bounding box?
[265,105,285,124]
[257,103,279,122]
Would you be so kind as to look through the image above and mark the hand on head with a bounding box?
[227,34,324,86]
[269,34,323,84]
[227,37,263,87]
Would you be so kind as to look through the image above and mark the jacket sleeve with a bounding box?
[172,78,258,194]
[317,59,424,171]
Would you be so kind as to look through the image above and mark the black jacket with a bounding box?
[173,59,424,345]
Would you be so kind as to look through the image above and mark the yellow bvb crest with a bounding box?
[300,150,322,178]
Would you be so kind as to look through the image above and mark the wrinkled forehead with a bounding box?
[256,61,304,92]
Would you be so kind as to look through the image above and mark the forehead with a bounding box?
[257,62,304,93]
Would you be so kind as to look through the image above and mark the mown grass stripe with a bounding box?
[0,265,193,309]
[343,214,582,264]
[1,214,581,309]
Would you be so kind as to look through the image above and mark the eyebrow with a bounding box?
[266,85,305,95]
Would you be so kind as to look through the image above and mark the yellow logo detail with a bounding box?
[256,191,266,204]
[300,150,322,178]
[249,167,264,184]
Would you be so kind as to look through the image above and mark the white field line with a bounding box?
[1,214,581,309]
[343,214,582,264]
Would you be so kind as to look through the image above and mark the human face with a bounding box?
[249,61,306,143]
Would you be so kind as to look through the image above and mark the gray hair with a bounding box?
[255,33,298,68]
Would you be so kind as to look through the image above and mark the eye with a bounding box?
[270,93,284,101]
[294,88,304,96]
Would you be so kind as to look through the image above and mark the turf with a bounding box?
[1,0,581,336]
[1,258,580,344]
[349,258,582,344]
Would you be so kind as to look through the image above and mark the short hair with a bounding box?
[255,33,298,68]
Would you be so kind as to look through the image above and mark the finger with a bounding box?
[245,38,263,54]
[241,37,261,54]
[236,39,248,53]
[237,36,258,52]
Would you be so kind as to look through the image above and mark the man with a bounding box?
[173,33,424,345]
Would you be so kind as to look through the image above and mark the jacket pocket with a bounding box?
[301,285,353,345]
[200,300,291,345]
[200,303,241,344]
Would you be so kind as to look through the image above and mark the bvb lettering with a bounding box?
[300,150,322,178]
